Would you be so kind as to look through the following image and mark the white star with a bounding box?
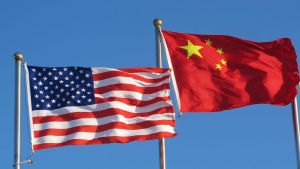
[65,76,69,80]
[85,74,89,78]
[53,68,57,71]
[67,101,71,104]
[86,83,91,87]
[32,77,37,81]
[58,71,63,75]
[51,99,56,103]
[48,72,52,76]
[76,84,80,88]
[66,92,70,95]
[71,87,75,91]
[76,91,81,95]
[70,81,75,84]
[88,98,92,102]
[44,86,48,90]
[55,85,59,89]
[35,104,40,108]
[41,99,45,103]
[87,92,91,95]
[69,72,74,76]
[49,81,53,85]
[81,80,85,83]
[54,76,58,80]
[81,88,86,92]
[32,68,36,72]
[57,103,61,107]
[56,94,60,98]
[39,90,43,94]
[50,90,54,94]
[43,77,47,81]
[34,94,39,98]
[81,95,86,99]
[71,95,75,99]
[38,73,42,76]
[63,68,68,71]
[59,80,64,84]
[45,95,50,99]
[62,98,66,101]
[38,81,43,86]
[46,104,51,108]
[74,67,78,70]
[60,89,64,92]
[33,85,38,89]
[75,76,80,80]
[79,70,84,74]
[77,99,81,103]
[65,84,70,87]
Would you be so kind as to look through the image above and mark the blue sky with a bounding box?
[1,0,300,169]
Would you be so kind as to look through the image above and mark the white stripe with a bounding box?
[34,125,175,144]
[33,113,175,130]
[91,67,118,74]
[126,71,170,79]
[94,90,170,101]
[92,68,170,79]
[32,100,173,117]
[93,76,170,88]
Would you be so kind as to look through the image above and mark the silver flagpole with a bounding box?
[153,18,166,169]
[292,95,300,169]
[14,52,23,169]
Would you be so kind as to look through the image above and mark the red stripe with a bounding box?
[92,71,170,83]
[33,132,176,151]
[95,96,171,107]
[94,83,170,94]
[33,106,174,124]
[34,120,176,137]
[118,67,170,73]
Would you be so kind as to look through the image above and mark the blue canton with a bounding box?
[28,66,95,110]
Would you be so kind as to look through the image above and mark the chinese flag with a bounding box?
[161,30,300,112]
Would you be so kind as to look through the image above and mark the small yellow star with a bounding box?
[205,39,213,46]
[220,58,227,65]
[180,40,203,59]
[215,63,223,70]
[216,48,224,55]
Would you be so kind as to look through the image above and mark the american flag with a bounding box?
[25,65,176,151]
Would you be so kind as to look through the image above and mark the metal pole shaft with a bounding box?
[153,18,166,169]
[292,96,300,169]
[14,52,23,169]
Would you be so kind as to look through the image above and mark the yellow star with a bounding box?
[205,39,213,46]
[216,48,224,55]
[180,40,203,59]
[220,58,227,65]
[215,63,223,70]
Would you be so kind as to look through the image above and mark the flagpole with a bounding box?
[292,95,300,169]
[14,52,23,169]
[154,18,166,169]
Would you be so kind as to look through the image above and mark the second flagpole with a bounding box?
[154,18,166,169]
[292,95,300,169]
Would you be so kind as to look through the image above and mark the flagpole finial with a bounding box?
[153,18,163,27]
[14,52,23,61]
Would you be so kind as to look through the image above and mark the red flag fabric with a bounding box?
[161,30,300,112]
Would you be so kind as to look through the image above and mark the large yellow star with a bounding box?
[180,40,203,59]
